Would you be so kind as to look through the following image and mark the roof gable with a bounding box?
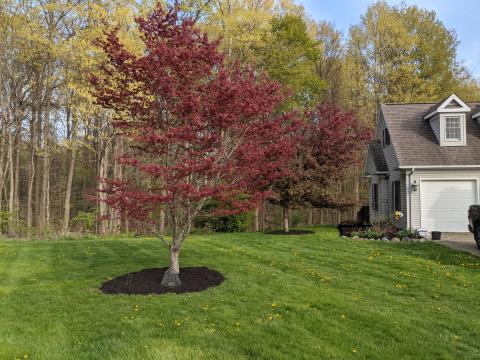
[380,101,480,167]
[424,94,471,120]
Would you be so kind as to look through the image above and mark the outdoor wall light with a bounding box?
[411,180,419,192]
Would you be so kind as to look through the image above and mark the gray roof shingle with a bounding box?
[380,102,480,167]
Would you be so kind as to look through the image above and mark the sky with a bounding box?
[300,0,480,78]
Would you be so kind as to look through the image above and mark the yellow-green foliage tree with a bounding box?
[344,1,480,124]
[255,14,326,111]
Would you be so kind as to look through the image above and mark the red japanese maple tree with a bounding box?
[90,4,299,287]
[270,103,372,232]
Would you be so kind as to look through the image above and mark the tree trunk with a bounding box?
[61,126,77,234]
[7,132,14,234]
[159,208,166,234]
[110,138,123,233]
[38,83,51,229]
[98,142,110,235]
[38,133,49,229]
[282,207,289,233]
[161,246,181,287]
[254,207,259,231]
[13,115,21,223]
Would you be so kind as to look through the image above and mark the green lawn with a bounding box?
[1,227,480,359]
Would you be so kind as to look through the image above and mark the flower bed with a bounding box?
[342,225,430,242]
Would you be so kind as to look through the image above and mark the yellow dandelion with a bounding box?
[341,315,346,319]
[352,348,358,353]
[272,303,277,308]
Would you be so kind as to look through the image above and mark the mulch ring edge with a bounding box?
[100,266,225,295]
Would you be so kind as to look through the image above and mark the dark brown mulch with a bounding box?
[100,267,224,295]
[265,229,315,235]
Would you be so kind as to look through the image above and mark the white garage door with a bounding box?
[421,180,477,232]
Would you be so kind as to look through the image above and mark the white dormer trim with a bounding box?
[423,94,471,120]
[473,112,480,119]
[439,113,466,147]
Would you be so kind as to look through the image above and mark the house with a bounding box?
[364,94,480,232]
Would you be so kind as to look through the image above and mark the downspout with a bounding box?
[406,168,415,229]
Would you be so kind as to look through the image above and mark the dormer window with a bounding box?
[424,94,470,147]
[382,128,390,147]
[445,116,461,141]
[441,113,466,146]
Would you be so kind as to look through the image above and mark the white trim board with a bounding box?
[399,165,480,169]
[423,94,471,120]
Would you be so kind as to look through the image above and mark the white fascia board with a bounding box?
[439,94,471,111]
[423,94,471,120]
[473,112,480,119]
[399,165,480,169]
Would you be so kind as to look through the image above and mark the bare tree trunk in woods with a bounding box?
[27,101,39,228]
[98,142,110,235]
[0,124,6,213]
[8,132,14,233]
[110,138,123,233]
[282,207,290,233]
[13,118,21,223]
[38,113,50,229]
[62,116,77,234]
[34,111,42,226]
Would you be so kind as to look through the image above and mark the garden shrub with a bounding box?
[194,201,253,232]
[359,228,383,239]
[0,211,11,234]
[71,211,97,233]
[194,212,253,232]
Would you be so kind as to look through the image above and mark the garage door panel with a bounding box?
[421,180,477,232]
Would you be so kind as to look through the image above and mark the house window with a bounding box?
[445,116,461,141]
[392,181,401,212]
[383,128,391,147]
[372,183,378,211]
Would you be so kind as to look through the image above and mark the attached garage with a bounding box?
[420,179,478,232]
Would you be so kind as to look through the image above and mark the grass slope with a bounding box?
[1,227,480,359]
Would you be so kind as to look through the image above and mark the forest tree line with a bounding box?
[1,0,479,235]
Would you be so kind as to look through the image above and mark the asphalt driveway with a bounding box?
[438,233,479,256]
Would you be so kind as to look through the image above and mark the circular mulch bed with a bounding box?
[100,267,224,295]
[265,229,315,235]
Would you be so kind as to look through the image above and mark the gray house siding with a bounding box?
[370,112,407,227]
[369,175,389,223]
